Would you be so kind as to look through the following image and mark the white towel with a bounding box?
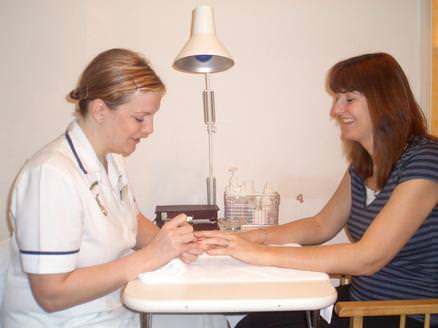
[139,254,328,284]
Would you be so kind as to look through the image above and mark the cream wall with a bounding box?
[0,0,431,241]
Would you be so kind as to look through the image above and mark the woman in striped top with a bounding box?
[197,53,438,328]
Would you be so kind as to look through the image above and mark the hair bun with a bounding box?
[69,88,80,100]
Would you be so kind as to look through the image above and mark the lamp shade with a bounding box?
[174,5,234,74]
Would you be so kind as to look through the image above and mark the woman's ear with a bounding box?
[88,99,107,124]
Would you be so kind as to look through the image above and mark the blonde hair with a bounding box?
[69,48,165,116]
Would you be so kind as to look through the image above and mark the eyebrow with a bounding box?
[135,107,159,114]
[133,111,152,116]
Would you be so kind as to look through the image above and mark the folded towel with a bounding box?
[139,254,328,285]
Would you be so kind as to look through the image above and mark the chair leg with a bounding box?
[349,316,363,328]
[399,314,406,328]
[424,314,430,328]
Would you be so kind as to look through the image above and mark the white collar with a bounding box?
[66,120,103,175]
[66,120,127,192]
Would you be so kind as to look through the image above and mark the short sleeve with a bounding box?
[399,143,438,184]
[12,163,83,274]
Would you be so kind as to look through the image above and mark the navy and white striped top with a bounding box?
[347,136,438,306]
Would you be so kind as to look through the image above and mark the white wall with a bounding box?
[0,0,430,241]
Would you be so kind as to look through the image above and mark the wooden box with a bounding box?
[155,204,219,231]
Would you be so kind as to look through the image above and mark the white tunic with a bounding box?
[1,121,228,328]
[2,121,139,327]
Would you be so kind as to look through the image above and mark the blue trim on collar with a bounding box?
[65,131,88,175]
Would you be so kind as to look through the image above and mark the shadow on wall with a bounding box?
[4,177,16,238]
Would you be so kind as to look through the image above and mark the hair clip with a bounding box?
[133,79,144,92]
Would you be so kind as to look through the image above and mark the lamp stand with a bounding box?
[203,73,216,205]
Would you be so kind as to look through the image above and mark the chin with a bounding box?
[122,150,135,157]
[340,132,356,142]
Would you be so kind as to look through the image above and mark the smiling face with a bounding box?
[330,91,374,153]
[101,91,162,156]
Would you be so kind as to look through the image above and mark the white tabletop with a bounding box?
[123,255,337,313]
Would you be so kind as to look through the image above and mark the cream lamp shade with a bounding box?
[173,5,234,73]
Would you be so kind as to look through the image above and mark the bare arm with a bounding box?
[198,178,438,276]
[237,171,352,245]
[28,214,196,312]
[135,212,159,248]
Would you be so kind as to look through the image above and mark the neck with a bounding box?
[366,166,379,191]
[360,139,379,190]
[77,118,108,168]
[361,138,373,158]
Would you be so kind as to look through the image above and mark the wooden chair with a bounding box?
[335,297,438,328]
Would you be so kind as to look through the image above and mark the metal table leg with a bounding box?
[305,310,320,328]
[306,310,312,328]
[140,313,152,328]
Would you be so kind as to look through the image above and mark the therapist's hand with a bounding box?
[145,214,196,269]
[195,230,268,266]
[179,246,204,264]
[179,220,204,263]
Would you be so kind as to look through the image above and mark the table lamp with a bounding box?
[173,5,234,205]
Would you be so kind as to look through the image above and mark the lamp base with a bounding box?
[154,204,219,231]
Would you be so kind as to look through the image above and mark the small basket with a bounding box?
[224,192,280,226]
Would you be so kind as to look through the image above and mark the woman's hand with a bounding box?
[179,246,204,263]
[27,215,201,312]
[144,214,197,269]
[195,230,269,266]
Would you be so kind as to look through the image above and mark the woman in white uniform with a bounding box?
[1,48,227,328]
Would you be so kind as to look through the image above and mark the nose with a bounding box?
[141,118,154,137]
[330,99,344,118]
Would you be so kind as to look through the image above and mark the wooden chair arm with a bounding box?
[335,299,438,317]
[335,299,438,328]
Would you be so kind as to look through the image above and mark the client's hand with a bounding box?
[194,230,268,266]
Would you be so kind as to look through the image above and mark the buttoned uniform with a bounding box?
[1,120,139,327]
